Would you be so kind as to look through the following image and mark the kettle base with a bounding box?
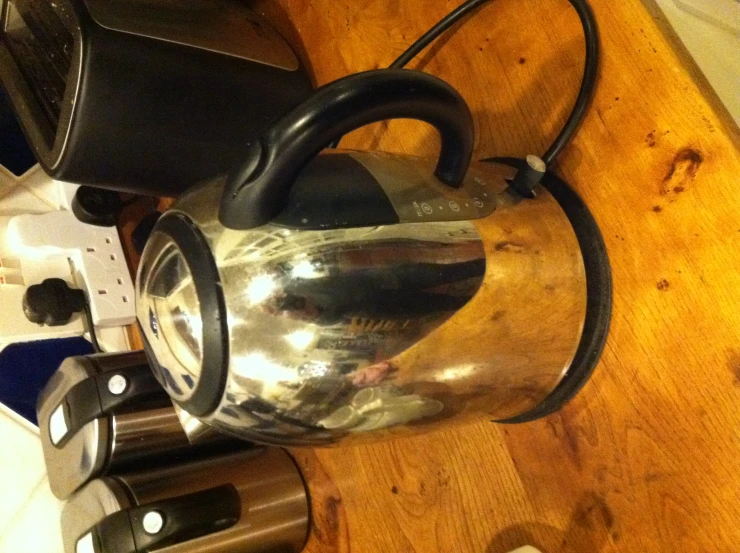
[484,158,612,423]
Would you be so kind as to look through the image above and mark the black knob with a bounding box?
[72,186,124,227]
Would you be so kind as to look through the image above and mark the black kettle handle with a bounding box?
[219,69,475,229]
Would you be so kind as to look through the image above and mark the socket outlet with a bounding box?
[7,211,136,327]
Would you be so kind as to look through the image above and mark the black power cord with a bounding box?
[389,0,491,70]
[82,302,102,353]
[393,0,599,167]
[538,0,599,166]
[398,0,599,168]
[334,0,599,174]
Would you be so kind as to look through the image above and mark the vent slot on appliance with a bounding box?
[2,0,73,133]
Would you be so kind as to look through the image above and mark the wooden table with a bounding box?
[125,0,740,550]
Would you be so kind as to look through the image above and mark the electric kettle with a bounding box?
[37,351,241,499]
[136,69,611,446]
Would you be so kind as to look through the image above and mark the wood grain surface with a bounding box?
[125,0,740,550]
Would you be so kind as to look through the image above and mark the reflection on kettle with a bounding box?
[271,256,486,324]
[319,383,445,432]
[135,69,611,447]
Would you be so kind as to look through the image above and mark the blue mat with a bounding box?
[0,338,94,425]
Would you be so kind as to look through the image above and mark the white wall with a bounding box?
[654,0,740,125]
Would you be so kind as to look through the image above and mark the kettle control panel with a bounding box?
[350,151,514,224]
[270,151,517,230]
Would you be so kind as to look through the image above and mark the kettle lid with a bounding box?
[136,214,228,417]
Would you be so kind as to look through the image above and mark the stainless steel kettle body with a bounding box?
[135,70,611,446]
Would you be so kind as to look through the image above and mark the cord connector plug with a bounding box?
[508,155,546,199]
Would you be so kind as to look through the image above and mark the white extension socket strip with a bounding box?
[8,211,136,327]
[0,164,133,352]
